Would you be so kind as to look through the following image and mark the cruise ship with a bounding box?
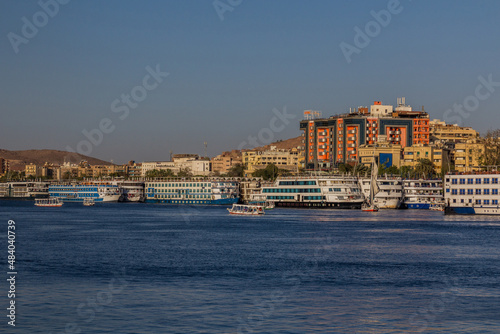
[256,176,364,209]
[145,179,239,205]
[0,182,49,199]
[402,179,444,209]
[117,181,145,202]
[49,182,121,202]
[444,172,500,215]
[359,176,404,209]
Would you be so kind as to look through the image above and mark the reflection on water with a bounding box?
[1,201,499,333]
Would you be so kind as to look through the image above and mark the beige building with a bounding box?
[242,147,300,176]
[453,140,485,172]
[358,143,402,168]
[430,119,479,143]
[25,163,42,177]
[211,151,242,174]
[402,144,450,174]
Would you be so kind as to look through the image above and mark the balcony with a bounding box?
[347,130,357,134]
[348,150,356,155]
[395,130,401,135]
[347,143,356,148]
[318,138,327,143]
[347,136,356,141]
[389,131,394,135]
[318,145,327,149]
[395,137,401,141]
[319,131,327,136]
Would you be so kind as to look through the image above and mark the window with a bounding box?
[452,189,457,195]
[468,178,474,184]
[484,189,490,195]
[484,178,490,184]
[493,178,498,184]
[459,179,465,184]
[467,189,473,195]
[459,189,465,195]
[476,189,481,195]
[476,199,481,205]
[484,200,490,205]
[493,200,498,205]
[452,179,458,184]
[476,178,482,184]
[493,189,498,195]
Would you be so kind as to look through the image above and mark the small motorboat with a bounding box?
[83,198,95,206]
[34,198,63,207]
[227,204,265,215]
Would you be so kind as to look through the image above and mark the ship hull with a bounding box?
[275,201,362,209]
[145,198,238,205]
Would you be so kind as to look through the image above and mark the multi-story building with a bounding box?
[141,161,178,176]
[25,163,42,177]
[142,155,211,177]
[127,161,142,178]
[453,140,485,172]
[242,147,300,176]
[358,142,402,168]
[430,119,479,144]
[0,158,7,176]
[211,151,242,175]
[402,145,450,174]
[300,98,430,169]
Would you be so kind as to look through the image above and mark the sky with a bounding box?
[1,0,500,164]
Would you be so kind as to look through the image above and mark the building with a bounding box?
[453,140,485,172]
[402,145,450,174]
[300,98,430,169]
[242,147,300,176]
[173,154,211,176]
[430,119,479,144]
[127,161,142,178]
[141,161,178,176]
[211,151,242,175]
[0,158,6,176]
[358,143,402,168]
[25,163,42,177]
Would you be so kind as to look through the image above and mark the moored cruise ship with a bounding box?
[402,179,443,209]
[117,181,145,202]
[359,176,403,209]
[49,182,121,202]
[0,182,49,199]
[257,176,364,209]
[444,172,500,215]
[145,179,239,205]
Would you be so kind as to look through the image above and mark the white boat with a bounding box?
[118,181,144,202]
[257,175,365,209]
[359,176,403,209]
[48,182,121,202]
[227,204,265,215]
[34,198,63,207]
[83,198,95,206]
[403,179,444,209]
[444,171,500,215]
[429,203,444,211]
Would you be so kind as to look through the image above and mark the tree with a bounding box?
[353,163,370,176]
[227,164,244,177]
[479,129,500,166]
[253,164,279,181]
[338,163,353,174]
[177,168,192,178]
[145,169,175,178]
[414,159,436,178]
[400,165,413,178]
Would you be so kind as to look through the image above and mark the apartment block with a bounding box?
[430,119,479,143]
[454,140,485,172]
[242,147,300,176]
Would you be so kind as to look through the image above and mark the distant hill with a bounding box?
[251,136,303,151]
[0,149,113,170]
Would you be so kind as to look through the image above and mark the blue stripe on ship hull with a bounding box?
[406,203,430,210]
[445,207,475,215]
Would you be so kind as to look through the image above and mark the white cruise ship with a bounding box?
[402,179,444,209]
[444,172,500,215]
[145,179,239,205]
[359,176,403,209]
[258,176,364,209]
[118,181,145,202]
[49,182,121,202]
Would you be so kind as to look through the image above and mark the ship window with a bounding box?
[459,179,465,184]
[451,189,457,195]
[493,200,498,205]
[451,179,458,184]
[468,178,473,184]
[493,178,498,184]
[467,189,473,195]
[484,200,490,205]
[493,189,498,195]
[476,189,481,195]
[459,189,465,195]
[484,189,490,195]
[484,178,490,184]
[476,178,481,184]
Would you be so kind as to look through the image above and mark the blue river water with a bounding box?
[1,200,499,333]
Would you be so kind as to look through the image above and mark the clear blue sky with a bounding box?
[1,0,499,164]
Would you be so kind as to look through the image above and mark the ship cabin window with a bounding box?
[451,189,457,195]
[493,200,498,205]
[484,189,490,195]
[468,178,474,184]
[484,178,490,184]
[476,178,482,184]
[476,189,481,195]
[459,179,465,184]
[468,189,473,195]
[493,178,498,184]
[461,199,464,203]
[484,200,490,205]
[493,189,498,195]
[446,189,450,193]
[459,189,465,195]
[453,199,456,203]
[476,199,481,205]
[451,179,458,184]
